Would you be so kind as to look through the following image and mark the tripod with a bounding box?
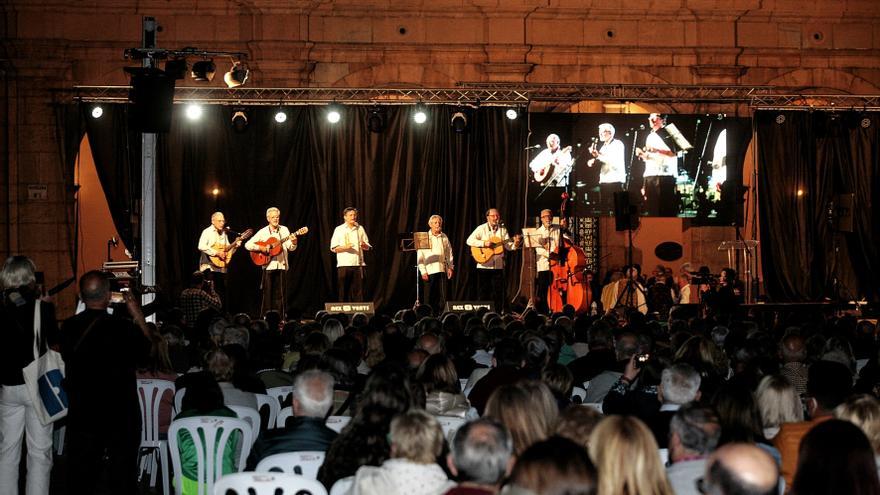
[614,224,647,314]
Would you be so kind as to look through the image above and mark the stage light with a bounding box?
[367,107,386,133]
[413,104,427,124]
[274,110,287,123]
[326,104,342,124]
[164,59,187,80]
[191,60,215,82]
[451,111,468,133]
[231,108,248,133]
[796,189,805,197]
[211,187,220,197]
[185,104,203,120]
[91,106,104,119]
[223,61,249,88]
[506,108,518,120]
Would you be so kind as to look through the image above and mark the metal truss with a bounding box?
[70,84,880,109]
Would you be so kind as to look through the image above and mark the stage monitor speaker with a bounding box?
[324,302,375,315]
[445,301,494,313]
[128,69,175,133]
[613,191,640,231]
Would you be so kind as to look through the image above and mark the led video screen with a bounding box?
[526,113,751,224]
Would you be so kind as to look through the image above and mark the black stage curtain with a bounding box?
[756,111,880,302]
[83,105,526,316]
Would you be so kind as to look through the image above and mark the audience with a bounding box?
[485,381,558,456]
[553,405,602,449]
[755,374,803,440]
[348,409,454,495]
[418,354,470,417]
[445,419,514,495]
[588,415,674,495]
[666,405,722,495]
[701,443,778,495]
[834,394,880,477]
[504,436,597,495]
[246,370,338,469]
[791,419,880,495]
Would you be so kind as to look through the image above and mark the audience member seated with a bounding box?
[583,331,639,404]
[791,419,880,495]
[502,436,597,495]
[541,363,574,409]
[711,382,779,465]
[666,405,721,495]
[779,333,809,395]
[445,419,513,495]
[348,409,454,495]
[485,381,558,456]
[755,374,803,440]
[246,370,338,469]
[834,394,880,478]
[418,354,470,417]
[136,333,179,436]
[468,338,527,415]
[774,360,853,487]
[588,415,674,495]
[318,363,419,488]
[173,372,240,495]
[251,328,295,389]
[567,322,617,386]
[207,348,258,409]
[552,405,602,450]
[701,443,778,495]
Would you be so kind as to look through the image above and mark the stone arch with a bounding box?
[332,63,459,88]
[764,68,880,94]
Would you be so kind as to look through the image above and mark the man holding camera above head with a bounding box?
[178,270,221,329]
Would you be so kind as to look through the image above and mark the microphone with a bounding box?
[109,236,119,247]
[639,124,646,130]
[524,144,542,150]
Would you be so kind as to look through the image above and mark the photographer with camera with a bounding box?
[178,270,221,329]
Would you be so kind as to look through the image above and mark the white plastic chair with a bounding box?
[571,386,587,403]
[329,475,354,495]
[255,394,279,431]
[254,451,325,479]
[324,415,351,433]
[213,472,327,495]
[458,378,468,392]
[435,415,467,442]
[276,406,293,428]
[174,388,187,415]
[169,416,253,495]
[228,405,261,444]
[137,378,175,495]
[658,448,669,467]
[265,386,295,409]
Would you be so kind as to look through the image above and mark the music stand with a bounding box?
[521,228,544,309]
[399,232,430,307]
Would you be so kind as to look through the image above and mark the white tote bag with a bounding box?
[22,300,69,425]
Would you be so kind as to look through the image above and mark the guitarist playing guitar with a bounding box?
[466,208,522,313]
[245,207,304,318]
[529,133,574,187]
[198,211,247,306]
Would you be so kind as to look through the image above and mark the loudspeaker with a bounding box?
[614,191,640,231]
[128,69,175,133]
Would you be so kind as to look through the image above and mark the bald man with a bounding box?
[779,333,808,395]
[701,443,778,495]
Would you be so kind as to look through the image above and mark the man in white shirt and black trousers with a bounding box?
[245,207,298,317]
[417,214,454,314]
[466,208,521,313]
[534,209,562,315]
[330,207,372,302]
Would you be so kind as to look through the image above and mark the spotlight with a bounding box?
[505,108,518,120]
[211,187,220,197]
[326,104,342,124]
[91,106,104,119]
[185,104,203,120]
[223,61,249,88]
[191,60,216,82]
[274,110,287,123]
[450,111,468,133]
[413,104,427,124]
[367,107,386,133]
[231,108,248,133]
[164,59,187,80]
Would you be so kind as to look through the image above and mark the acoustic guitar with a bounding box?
[471,236,505,264]
[532,145,573,183]
[206,229,254,269]
[250,227,309,266]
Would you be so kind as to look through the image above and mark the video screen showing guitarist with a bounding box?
[466,208,522,313]
[529,133,574,187]
[198,211,252,306]
[245,207,299,317]
[637,113,680,216]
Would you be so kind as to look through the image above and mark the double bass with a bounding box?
[547,193,592,314]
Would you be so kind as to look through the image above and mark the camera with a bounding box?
[634,353,651,368]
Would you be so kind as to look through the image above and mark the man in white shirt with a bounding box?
[588,123,627,214]
[197,211,240,305]
[245,207,298,317]
[417,214,454,314]
[329,207,372,302]
[638,113,679,216]
[533,209,561,314]
[466,208,521,313]
[528,133,574,187]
